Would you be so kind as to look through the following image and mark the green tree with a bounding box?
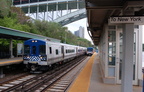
[0,16,31,32]
[0,0,11,18]
[10,7,30,24]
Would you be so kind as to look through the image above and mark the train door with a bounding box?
[116,30,138,85]
[61,46,64,58]
[48,46,52,59]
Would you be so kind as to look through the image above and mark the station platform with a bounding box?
[68,53,142,92]
[0,57,23,66]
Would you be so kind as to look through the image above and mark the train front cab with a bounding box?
[86,47,94,56]
[23,39,47,71]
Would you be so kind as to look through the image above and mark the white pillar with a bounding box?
[36,5,39,19]
[10,39,14,58]
[121,24,134,92]
[138,25,143,86]
[28,6,30,16]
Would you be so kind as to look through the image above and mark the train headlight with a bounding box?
[40,55,47,61]
[23,55,30,60]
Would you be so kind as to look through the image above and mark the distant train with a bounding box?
[86,47,95,56]
[23,39,86,71]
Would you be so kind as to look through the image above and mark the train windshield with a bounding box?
[32,46,36,55]
[24,45,30,54]
[87,48,93,51]
[39,45,46,55]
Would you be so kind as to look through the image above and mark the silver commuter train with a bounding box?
[23,39,86,71]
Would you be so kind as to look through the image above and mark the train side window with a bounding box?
[49,47,52,54]
[56,49,58,55]
[39,45,46,55]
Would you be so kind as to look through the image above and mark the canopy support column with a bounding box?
[10,39,14,58]
[121,24,134,92]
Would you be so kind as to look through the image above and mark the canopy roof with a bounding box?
[85,0,144,45]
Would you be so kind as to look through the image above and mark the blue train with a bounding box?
[23,39,86,71]
[86,47,94,56]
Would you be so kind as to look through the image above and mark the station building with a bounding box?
[98,24,143,85]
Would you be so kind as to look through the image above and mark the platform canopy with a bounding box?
[85,0,144,45]
[0,26,60,42]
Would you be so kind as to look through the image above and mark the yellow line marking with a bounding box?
[0,60,23,65]
[68,53,96,92]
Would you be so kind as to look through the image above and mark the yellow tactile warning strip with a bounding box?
[0,60,23,66]
[68,53,96,92]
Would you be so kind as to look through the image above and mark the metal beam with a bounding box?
[54,9,86,25]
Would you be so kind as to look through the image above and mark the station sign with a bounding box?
[109,17,144,25]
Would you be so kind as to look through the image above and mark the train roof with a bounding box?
[24,39,46,43]
[87,47,94,48]
[24,39,86,48]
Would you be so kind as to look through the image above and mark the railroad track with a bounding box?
[43,57,90,92]
[0,74,36,91]
[0,73,29,84]
[0,56,88,92]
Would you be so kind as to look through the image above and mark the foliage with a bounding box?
[0,16,31,32]
[0,0,11,18]
[10,7,30,24]
[31,20,92,47]
[0,39,23,57]
[0,16,92,47]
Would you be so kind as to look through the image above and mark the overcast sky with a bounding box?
[64,18,93,43]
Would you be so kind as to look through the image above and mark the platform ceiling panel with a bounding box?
[86,0,123,6]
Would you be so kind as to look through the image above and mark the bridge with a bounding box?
[13,0,86,26]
